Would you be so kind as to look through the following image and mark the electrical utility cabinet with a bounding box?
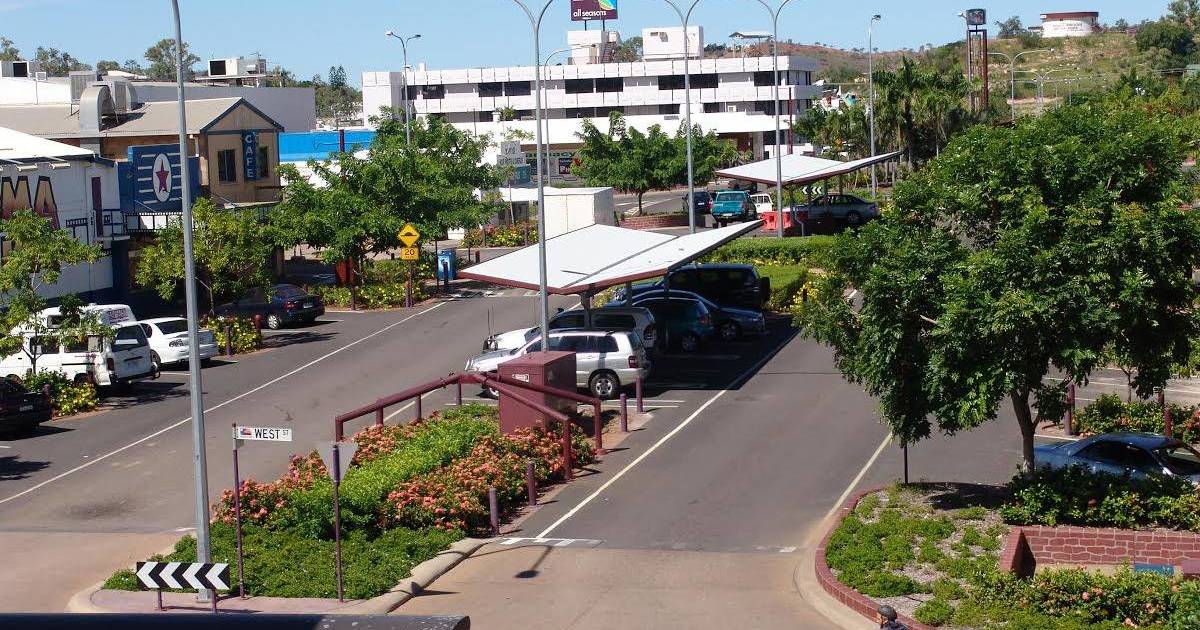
[497,351,577,434]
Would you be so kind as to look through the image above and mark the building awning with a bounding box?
[714,150,902,187]
[459,221,761,295]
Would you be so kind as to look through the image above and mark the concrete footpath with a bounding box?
[398,543,829,629]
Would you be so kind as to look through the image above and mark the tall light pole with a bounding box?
[508,0,554,346]
[662,0,703,234]
[168,0,211,604]
[957,12,972,110]
[867,13,880,197]
[385,31,421,145]
[987,48,1053,121]
[750,0,797,238]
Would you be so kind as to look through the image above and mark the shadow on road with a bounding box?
[0,454,50,481]
[261,330,336,349]
[100,380,188,410]
[642,317,799,398]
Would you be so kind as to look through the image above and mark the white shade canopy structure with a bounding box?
[459,221,763,296]
[715,150,902,188]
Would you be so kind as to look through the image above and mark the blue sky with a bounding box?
[0,1,1167,85]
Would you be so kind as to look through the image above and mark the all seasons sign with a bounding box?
[571,0,617,21]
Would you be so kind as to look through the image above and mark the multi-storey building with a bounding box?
[362,26,820,184]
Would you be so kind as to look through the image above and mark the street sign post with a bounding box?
[230,424,292,598]
[398,224,421,308]
[316,441,358,602]
[136,561,229,613]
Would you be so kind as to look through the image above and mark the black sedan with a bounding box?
[681,191,713,215]
[1035,432,1200,483]
[215,284,325,330]
[0,378,52,436]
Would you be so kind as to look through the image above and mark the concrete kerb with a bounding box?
[792,494,882,630]
[66,537,489,615]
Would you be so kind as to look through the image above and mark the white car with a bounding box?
[0,304,156,387]
[750,193,774,217]
[467,330,651,399]
[138,318,219,369]
[483,306,657,353]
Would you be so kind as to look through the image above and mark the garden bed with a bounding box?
[821,481,1200,629]
[104,404,595,600]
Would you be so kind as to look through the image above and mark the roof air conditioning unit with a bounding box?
[70,70,103,103]
[100,78,133,113]
[34,71,48,81]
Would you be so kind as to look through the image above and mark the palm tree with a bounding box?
[873,57,927,166]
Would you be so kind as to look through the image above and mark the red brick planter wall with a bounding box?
[620,214,689,230]
[1000,525,1200,577]
[816,488,937,630]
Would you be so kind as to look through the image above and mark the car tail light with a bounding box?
[285,300,298,308]
[699,314,711,326]
[628,355,640,368]
[644,324,655,339]
[106,357,115,373]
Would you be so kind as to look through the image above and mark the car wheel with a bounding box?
[150,351,162,371]
[589,371,620,400]
[266,313,282,330]
[846,211,863,227]
[718,321,741,342]
[483,385,499,398]
[680,333,700,353]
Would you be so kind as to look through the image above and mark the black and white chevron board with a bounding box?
[135,561,230,591]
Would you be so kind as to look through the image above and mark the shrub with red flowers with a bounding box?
[385,423,595,534]
[212,479,290,527]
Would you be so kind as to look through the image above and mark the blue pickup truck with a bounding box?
[710,190,753,227]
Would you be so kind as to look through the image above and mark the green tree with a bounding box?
[144,38,199,81]
[122,59,145,75]
[315,66,362,127]
[95,59,120,73]
[612,36,642,62]
[0,36,20,61]
[135,198,274,313]
[794,102,870,158]
[797,102,1200,475]
[0,210,103,374]
[995,16,1026,39]
[1135,19,1197,70]
[275,116,499,275]
[1168,0,1200,29]
[873,57,926,166]
[33,46,90,75]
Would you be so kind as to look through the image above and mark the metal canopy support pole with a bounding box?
[510,0,555,347]
[663,0,703,234]
[752,0,797,239]
[868,14,880,196]
[170,0,212,605]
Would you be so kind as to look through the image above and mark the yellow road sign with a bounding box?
[399,223,421,247]
[400,247,420,261]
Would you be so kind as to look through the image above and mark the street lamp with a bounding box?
[507,0,554,347]
[986,48,1053,121]
[748,0,798,238]
[661,0,703,234]
[867,13,880,196]
[384,31,421,145]
[168,0,211,605]
[1014,69,1049,114]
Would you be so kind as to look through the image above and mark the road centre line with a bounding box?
[0,302,447,507]
[535,330,795,538]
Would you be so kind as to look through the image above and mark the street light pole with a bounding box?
[987,48,1052,121]
[385,31,421,145]
[868,14,880,197]
[751,0,797,239]
[662,0,703,234]
[509,0,554,347]
[169,0,211,604]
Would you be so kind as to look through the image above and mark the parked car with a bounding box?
[138,317,219,370]
[613,264,769,311]
[483,306,658,354]
[795,193,880,226]
[681,191,713,215]
[0,304,156,387]
[619,288,765,341]
[710,190,754,226]
[465,330,650,399]
[620,296,714,352]
[0,377,52,436]
[215,284,325,330]
[1035,432,1200,483]
[749,193,774,218]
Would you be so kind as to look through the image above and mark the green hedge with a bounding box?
[1000,465,1200,531]
[703,235,838,269]
[103,522,460,600]
[21,370,98,416]
[314,283,428,310]
[1075,393,1200,445]
[462,221,536,248]
[203,316,261,354]
[758,265,809,311]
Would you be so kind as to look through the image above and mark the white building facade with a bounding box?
[1039,11,1100,38]
[362,27,820,184]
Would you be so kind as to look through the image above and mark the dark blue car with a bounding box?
[1035,432,1200,483]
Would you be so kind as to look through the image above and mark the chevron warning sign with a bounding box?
[136,561,230,591]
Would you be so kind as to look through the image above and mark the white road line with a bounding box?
[823,431,892,523]
[0,302,447,507]
[1035,433,1079,442]
[536,331,793,538]
[779,546,797,553]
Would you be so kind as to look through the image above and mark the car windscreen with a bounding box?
[714,192,742,201]
[1156,444,1200,476]
[154,319,189,335]
[112,325,149,350]
[275,286,307,299]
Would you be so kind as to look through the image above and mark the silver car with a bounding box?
[795,193,880,226]
[482,306,657,353]
[1034,432,1200,484]
[466,330,651,399]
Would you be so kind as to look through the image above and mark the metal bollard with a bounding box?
[253,314,262,335]
[474,251,481,264]
[488,486,500,537]
[561,420,573,481]
[224,324,232,356]
[1065,382,1076,436]
[375,407,384,429]
[635,376,644,413]
[455,381,463,406]
[526,460,537,507]
[620,393,629,432]
[1165,405,1174,439]
[593,402,604,454]
[415,396,423,421]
